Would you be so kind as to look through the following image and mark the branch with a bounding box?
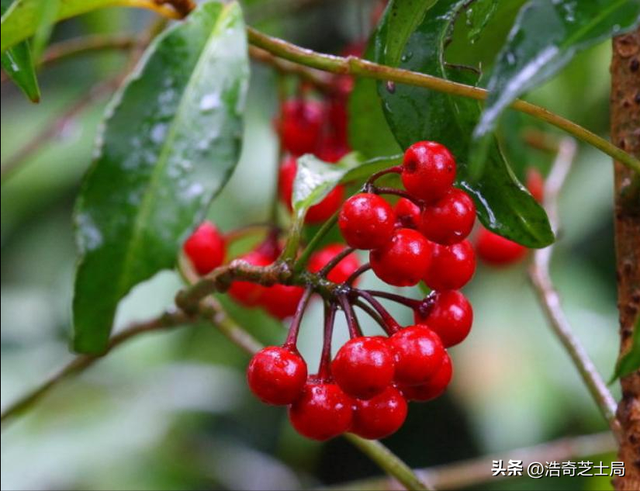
[249,46,334,93]
[610,28,640,491]
[246,27,640,174]
[326,431,616,490]
[528,138,620,434]
[0,309,194,426]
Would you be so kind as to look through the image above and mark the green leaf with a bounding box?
[379,0,439,67]
[0,0,40,102]
[348,41,401,158]
[376,0,553,247]
[1,0,145,52]
[471,0,640,176]
[31,0,61,61]
[72,1,249,354]
[612,316,640,382]
[292,152,402,219]
[465,0,498,44]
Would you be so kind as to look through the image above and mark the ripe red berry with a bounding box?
[332,336,395,400]
[183,221,226,275]
[262,284,306,319]
[394,198,421,229]
[526,168,544,203]
[289,381,353,441]
[475,227,527,266]
[276,98,324,156]
[308,244,361,284]
[279,157,345,224]
[389,325,445,386]
[401,353,453,402]
[305,185,345,223]
[228,250,272,306]
[419,188,476,245]
[247,346,307,405]
[352,386,408,440]
[423,240,476,291]
[338,193,396,250]
[415,291,473,348]
[370,228,433,287]
[401,141,456,202]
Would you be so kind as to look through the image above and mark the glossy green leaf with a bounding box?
[1,0,148,52]
[471,0,640,176]
[348,41,401,158]
[379,0,439,68]
[465,0,498,44]
[72,1,249,354]
[31,0,61,61]
[0,0,40,102]
[292,153,402,219]
[612,317,640,382]
[376,0,553,247]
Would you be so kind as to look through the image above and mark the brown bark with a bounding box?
[611,28,640,491]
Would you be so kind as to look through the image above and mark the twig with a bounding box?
[327,431,616,490]
[246,27,640,174]
[249,46,334,93]
[344,434,431,491]
[0,309,194,427]
[527,138,620,435]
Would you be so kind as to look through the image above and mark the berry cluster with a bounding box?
[339,140,477,293]
[242,141,477,441]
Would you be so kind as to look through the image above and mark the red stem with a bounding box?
[366,289,421,309]
[318,247,356,279]
[346,263,372,286]
[356,290,401,334]
[339,295,362,339]
[318,301,337,381]
[372,186,423,206]
[364,165,402,191]
[284,287,313,348]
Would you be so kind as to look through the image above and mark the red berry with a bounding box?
[389,325,445,386]
[526,168,544,203]
[183,221,225,275]
[401,353,453,402]
[332,336,395,400]
[316,137,349,163]
[370,228,433,287]
[352,386,408,439]
[394,198,421,229]
[423,240,476,291]
[401,141,456,202]
[276,98,324,156]
[338,193,396,250]
[475,227,527,266]
[289,381,353,441]
[306,185,345,223]
[228,251,272,306]
[308,244,361,284]
[262,284,306,319]
[415,291,473,348]
[419,188,476,245]
[247,346,307,405]
[279,157,344,224]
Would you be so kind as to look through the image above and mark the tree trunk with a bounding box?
[611,27,640,491]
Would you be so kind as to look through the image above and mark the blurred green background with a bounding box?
[1,1,621,490]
